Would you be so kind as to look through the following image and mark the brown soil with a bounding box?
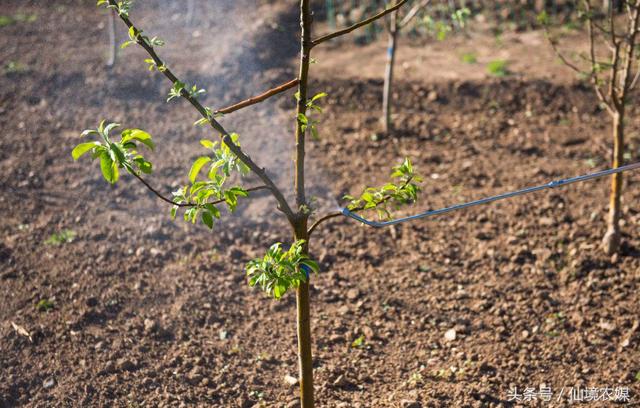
[1,1,639,408]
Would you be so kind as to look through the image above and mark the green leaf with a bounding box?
[133,156,153,174]
[311,126,319,140]
[245,240,318,300]
[99,151,119,184]
[189,156,211,183]
[200,139,216,149]
[201,211,214,229]
[351,335,365,348]
[311,92,327,103]
[36,299,54,312]
[71,142,100,160]
[109,142,127,166]
[120,40,135,49]
[121,129,154,150]
[537,10,549,26]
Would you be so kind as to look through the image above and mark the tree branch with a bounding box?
[215,79,300,115]
[312,0,409,46]
[308,177,414,236]
[399,0,431,29]
[307,211,342,236]
[585,0,615,115]
[105,0,295,220]
[543,28,583,74]
[609,40,623,110]
[131,170,269,208]
[621,3,640,96]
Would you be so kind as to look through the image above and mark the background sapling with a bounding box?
[541,0,640,254]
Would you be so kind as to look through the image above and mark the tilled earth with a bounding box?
[1,1,639,408]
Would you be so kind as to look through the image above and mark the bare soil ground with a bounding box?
[1,1,639,407]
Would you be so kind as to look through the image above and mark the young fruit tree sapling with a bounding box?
[72,1,421,407]
[541,0,640,255]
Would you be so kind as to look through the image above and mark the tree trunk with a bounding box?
[186,0,195,25]
[294,0,313,406]
[107,12,117,68]
[602,111,625,255]
[294,223,313,408]
[382,13,398,133]
[296,280,313,407]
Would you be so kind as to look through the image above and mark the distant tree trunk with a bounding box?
[382,11,398,133]
[602,110,625,255]
[186,0,195,25]
[107,12,117,68]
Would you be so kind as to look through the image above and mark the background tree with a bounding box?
[73,1,419,407]
[106,11,117,68]
[381,1,470,132]
[382,0,431,132]
[542,0,640,255]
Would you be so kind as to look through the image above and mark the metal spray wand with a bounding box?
[341,162,640,227]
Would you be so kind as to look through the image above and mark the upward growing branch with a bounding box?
[104,0,295,219]
[312,0,409,46]
[399,0,431,28]
[295,0,313,211]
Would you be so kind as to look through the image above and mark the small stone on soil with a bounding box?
[444,328,457,341]
[284,374,298,386]
[43,377,55,389]
[144,318,158,333]
[346,288,360,300]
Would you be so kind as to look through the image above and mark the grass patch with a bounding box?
[4,61,27,74]
[36,299,54,312]
[486,59,509,77]
[0,12,37,27]
[0,15,13,27]
[14,13,38,23]
[461,52,477,64]
[45,229,76,245]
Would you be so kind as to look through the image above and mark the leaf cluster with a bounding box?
[72,121,154,184]
[97,0,133,18]
[168,81,205,102]
[420,7,470,41]
[45,229,77,246]
[296,92,327,140]
[121,26,165,51]
[344,158,422,220]
[171,134,250,229]
[247,240,319,299]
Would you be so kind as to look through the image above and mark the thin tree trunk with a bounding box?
[382,12,398,133]
[294,0,313,406]
[603,110,625,255]
[107,12,117,68]
[294,224,313,408]
[186,0,195,25]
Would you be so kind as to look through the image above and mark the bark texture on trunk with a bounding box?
[603,111,625,255]
[294,223,313,408]
[294,1,313,406]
